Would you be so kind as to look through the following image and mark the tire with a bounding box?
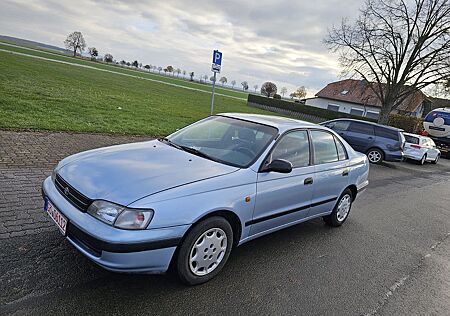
[431,154,440,164]
[176,216,233,285]
[366,148,384,164]
[323,189,353,227]
[419,154,426,165]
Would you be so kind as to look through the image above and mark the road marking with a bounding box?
[0,46,247,102]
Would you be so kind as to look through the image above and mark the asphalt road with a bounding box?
[1,132,450,315]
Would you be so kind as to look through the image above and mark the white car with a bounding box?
[403,133,441,165]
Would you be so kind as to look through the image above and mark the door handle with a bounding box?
[304,177,313,185]
[342,169,349,176]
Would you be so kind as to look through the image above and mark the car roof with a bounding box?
[218,113,319,130]
[325,118,403,132]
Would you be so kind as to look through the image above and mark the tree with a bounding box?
[210,76,216,83]
[290,86,307,99]
[139,63,142,69]
[325,0,450,124]
[167,66,174,76]
[280,87,287,97]
[183,70,187,77]
[189,72,195,81]
[104,53,113,63]
[203,74,209,82]
[144,64,151,70]
[132,60,139,68]
[88,47,98,60]
[261,82,277,97]
[231,80,236,89]
[163,68,168,75]
[219,76,227,86]
[64,31,86,57]
[241,81,249,91]
[120,60,126,66]
[158,66,162,74]
[126,62,131,66]
[176,68,181,77]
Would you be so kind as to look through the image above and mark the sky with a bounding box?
[0,0,362,97]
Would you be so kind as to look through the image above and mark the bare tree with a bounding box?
[189,72,195,81]
[241,81,249,91]
[253,84,258,92]
[219,76,227,86]
[231,80,236,89]
[325,0,450,123]
[158,66,162,74]
[261,82,278,97]
[176,68,181,77]
[104,53,113,63]
[88,47,98,60]
[280,87,287,97]
[210,76,216,83]
[64,31,86,57]
[183,70,187,77]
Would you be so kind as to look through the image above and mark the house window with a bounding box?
[327,104,340,112]
[341,90,349,95]
[365,111,379,120]
[350,108,364,116]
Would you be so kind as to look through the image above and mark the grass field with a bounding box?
[0,42,272,136]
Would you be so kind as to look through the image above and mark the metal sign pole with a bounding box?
[210,72,217,115]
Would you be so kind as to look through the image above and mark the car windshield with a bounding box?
[164,116,278,167]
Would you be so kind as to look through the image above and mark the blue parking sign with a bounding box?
[212,50,222,66]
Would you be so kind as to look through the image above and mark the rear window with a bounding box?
[404,135,419,144]
[374,127,399,141]
[348,122,375,135]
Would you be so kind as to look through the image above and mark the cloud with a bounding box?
[0,0,362,96]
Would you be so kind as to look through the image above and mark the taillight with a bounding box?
[411,144,422,149]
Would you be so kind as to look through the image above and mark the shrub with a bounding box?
[388,114,423,133]
[247,94,377,122]
[273,94,281,99]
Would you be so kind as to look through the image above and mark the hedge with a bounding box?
[247,94,378,122]
[388,114,423,133]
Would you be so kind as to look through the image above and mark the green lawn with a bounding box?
[0,47,270,136]
[0,41,249,99]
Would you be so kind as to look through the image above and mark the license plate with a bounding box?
[44,198,68,235]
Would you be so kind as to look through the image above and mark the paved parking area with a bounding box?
[1,130,450,315]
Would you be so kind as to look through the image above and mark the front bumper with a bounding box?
[42,176,190,273]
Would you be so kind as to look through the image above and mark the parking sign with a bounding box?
[211,50,222,73]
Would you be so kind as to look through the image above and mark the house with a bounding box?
[305,79,429,120]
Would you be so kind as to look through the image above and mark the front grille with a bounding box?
[55,174,92,212]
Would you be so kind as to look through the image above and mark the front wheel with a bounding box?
[176,217,233,285]
[367,148,384,164]
[323,189,353,227]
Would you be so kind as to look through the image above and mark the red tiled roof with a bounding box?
[315,79,426,113]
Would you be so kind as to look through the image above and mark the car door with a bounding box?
[345,121,375,152]
[250,130,314,236]
[309,130,350,217]
[326,120,351,142]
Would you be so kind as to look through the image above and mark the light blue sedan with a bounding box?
[42,113,369,285]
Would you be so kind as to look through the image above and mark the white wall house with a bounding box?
[305,97,381,120]
[305,79,427,120]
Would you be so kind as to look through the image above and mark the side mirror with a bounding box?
[263,159,292,173]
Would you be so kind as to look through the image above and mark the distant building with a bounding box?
[305,79,430,120]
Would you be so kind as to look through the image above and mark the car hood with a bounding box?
[57,140,239,205]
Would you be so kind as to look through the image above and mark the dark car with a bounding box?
[321,119,405,164]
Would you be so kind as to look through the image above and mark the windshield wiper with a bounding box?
[159,138,217,162]
[158,137,184,150]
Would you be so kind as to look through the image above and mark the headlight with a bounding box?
[87,200,153,229]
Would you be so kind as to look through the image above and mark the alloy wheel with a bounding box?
[336,194,351,222]
[367,150,382,163]
[189,228,228,276]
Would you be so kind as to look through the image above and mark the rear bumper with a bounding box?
[42,176,189,273]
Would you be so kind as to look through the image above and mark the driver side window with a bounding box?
[271,131,310,168]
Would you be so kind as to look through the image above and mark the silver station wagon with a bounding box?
[42,113,369,285]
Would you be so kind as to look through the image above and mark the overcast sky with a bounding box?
[1,0,362,96]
